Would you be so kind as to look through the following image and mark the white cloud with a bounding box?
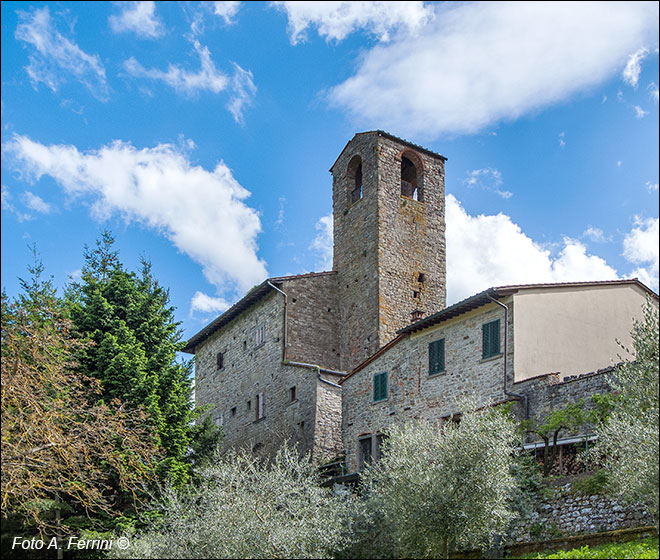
[633,105,649,118]
[445,195,619,304]
[463,167,511,199]
[5,134,268,296]
[582,226,612,243]
[15,7,109,101]
[645,181,659,193]
[124,39,229,96]
[22,191,52,214]
[558,131,566,148]
[310,213,333,271]
[109,1,165,39]
[272,1,432,44]
[649,81,660,102]
[1,184,32,222]
[191,291,231,315]
[226,63,257,124]
[623,216,659,290]
[622,46,649,88]
[213,1,241,25]
[329,2,658,138]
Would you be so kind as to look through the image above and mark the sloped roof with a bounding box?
[329,130,447,172]
[182,271,336,353]
[341,278,657,382]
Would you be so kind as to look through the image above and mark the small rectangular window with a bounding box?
[290,386,297,402]
[231,406,236,417]
[247,399,251,411]
[216,351,224,370]
[255,392,264,420]
[373,372,388,402]
[255,325,265,346]
[482,319,501,359]
[428,339,445,375]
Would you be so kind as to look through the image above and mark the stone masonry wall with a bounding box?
[195,291,329,457]
[332,133,382,372]
[376,135,446,347]
[342,301,513,472]
[508,481,655,544]
[282,272,341,371]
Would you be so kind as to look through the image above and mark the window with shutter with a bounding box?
[482,319,501,359]
[429,339,445,375]
[373,372,388,402]
[255,392,264,420]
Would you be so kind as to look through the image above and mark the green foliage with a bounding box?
[521,400,589,477]
[570,470,609,496]
[65,231,219,486]
[109,446,352,559]
[2,248,159,535]
[357,402,519,558]
[512,536,659,559]
[595,299,659,521]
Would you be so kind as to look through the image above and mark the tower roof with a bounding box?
[329,130,447,172]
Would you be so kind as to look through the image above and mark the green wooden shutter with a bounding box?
[482,323,491,359]
[491,319,500,356]
[429,339,445,375]
[373,372,388,401]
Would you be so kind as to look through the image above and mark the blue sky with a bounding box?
[2,1,659,345]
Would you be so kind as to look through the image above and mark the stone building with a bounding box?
[185,130,657,468]
[184,131,447,458]
[339,280,657,472]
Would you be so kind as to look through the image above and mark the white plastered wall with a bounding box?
[512,284,655,381]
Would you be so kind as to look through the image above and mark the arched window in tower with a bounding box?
[347,155,363,204]
[401,154,423,201]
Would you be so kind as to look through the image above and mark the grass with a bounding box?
[510,536,658,559]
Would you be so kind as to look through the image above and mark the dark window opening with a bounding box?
[243,340,247,351]
[418,272,426,283]
[290,386,297,402]
[216,352,224,370]
[401,156,422,201]
[231,406,236,417]
[359,436,372,469]
[413,290,420,299]
[347,155,363,204]
[247,400,251,411]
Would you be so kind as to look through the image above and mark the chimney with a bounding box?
[411,309,424,323]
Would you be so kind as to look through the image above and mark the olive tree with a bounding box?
[359,403,519,559]
[596,299,659,520]
[110,445,352,559]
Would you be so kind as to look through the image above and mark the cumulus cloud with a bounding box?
[310,213,333,271]
[329,2,658,138]
[646,181,659,193]
[445,195,619,304]
[109,1,165,39]
[4,134,268,297]
[272,1,432,44]
[463,167,512,199]
[191,291,231,315]
[623,216,659,290]
[622,46,649,88]
[15,7,109,101]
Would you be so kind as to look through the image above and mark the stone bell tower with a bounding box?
[330,131,447,372]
